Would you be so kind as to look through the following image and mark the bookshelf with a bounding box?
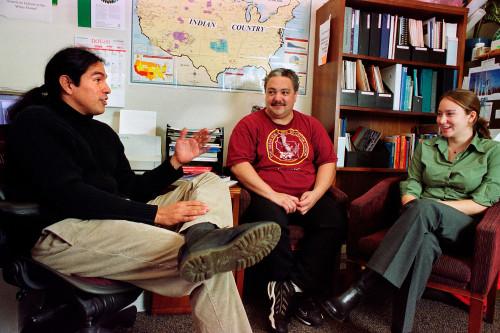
[312,0,468,200]
[166,125,224,175]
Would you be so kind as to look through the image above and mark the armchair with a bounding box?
[0,124,141,333]
[347,176,499,333]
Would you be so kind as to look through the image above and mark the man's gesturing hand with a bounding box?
[170,128,211,168]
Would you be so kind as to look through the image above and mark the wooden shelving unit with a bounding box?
[312,0,468,200]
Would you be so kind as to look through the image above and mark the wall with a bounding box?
[0,0,327,164]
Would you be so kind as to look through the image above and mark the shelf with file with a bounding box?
[341,55,460,113]
[312,0,467,200]
[340,105,438,118]
[342,53,460,71]
[166,124,224,175]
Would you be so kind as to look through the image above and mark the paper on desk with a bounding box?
[119,110,157,135]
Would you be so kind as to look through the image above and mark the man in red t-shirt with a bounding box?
[227,68,348,333]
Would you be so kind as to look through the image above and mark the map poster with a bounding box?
[131,0,311,94]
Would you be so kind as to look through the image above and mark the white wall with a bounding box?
[0,0,328,163]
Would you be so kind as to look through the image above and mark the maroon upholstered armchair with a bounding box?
[347,176,500,333]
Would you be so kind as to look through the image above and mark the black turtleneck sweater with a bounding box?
[6,100,182,248]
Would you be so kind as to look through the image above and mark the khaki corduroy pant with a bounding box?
[31,172,252,333]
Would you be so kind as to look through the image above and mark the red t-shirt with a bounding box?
[227,109,337,197]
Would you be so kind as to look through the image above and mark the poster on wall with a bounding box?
[0,0,52,22]
[78,0,126,30]
[75,36,126,108]
[130,0,311,94]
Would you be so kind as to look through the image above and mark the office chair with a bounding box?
[0,124,142,333]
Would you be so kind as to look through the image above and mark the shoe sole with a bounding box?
[179,222,281,282]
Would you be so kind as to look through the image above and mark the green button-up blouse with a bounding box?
[400,133,500,207]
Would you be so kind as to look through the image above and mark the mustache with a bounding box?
[271,101,285,106]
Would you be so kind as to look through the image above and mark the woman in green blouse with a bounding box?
[321,89,500,333]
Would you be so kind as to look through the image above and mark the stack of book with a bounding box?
[168,142,222,163]
[182,165,212,174]
[173,173,238,187]
[383,132,440,169]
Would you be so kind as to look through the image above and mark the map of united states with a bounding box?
[136,0,300,83]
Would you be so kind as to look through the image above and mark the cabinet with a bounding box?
[166,125,224,175]
[312,0,468,200]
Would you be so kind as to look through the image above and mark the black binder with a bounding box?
[358,11,370,56]
[369,12,381,58]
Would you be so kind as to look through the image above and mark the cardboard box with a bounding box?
[357,90,376,108]
[394,45,411,61]
[376,93,393,109]
[429,48,446,64]
[345,150,390,168]
[340,89,357,106]
[411,46,429,63]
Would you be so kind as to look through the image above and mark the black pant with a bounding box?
[241,190,348,297]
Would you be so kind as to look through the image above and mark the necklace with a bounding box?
[447,136,472,158]
[448,141,468,155]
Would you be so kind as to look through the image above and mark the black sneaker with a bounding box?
[268,281,295,333]
[294,293,324,326]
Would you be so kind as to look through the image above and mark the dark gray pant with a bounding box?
[366,199,478,333]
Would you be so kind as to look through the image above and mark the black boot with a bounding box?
[178,221,281,282]
[321,268,381,322]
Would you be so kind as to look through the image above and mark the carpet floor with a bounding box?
[130,284,500,333]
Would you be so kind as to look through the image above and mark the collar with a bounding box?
[262,108,295,127]
[433,132,484,154]
[52,99,94,124]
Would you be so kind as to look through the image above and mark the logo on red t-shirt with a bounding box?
[266,129,309,166]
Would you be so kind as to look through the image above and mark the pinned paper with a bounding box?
[318,16,331,66]
[0,0,53,22]
[119,110,157,136]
